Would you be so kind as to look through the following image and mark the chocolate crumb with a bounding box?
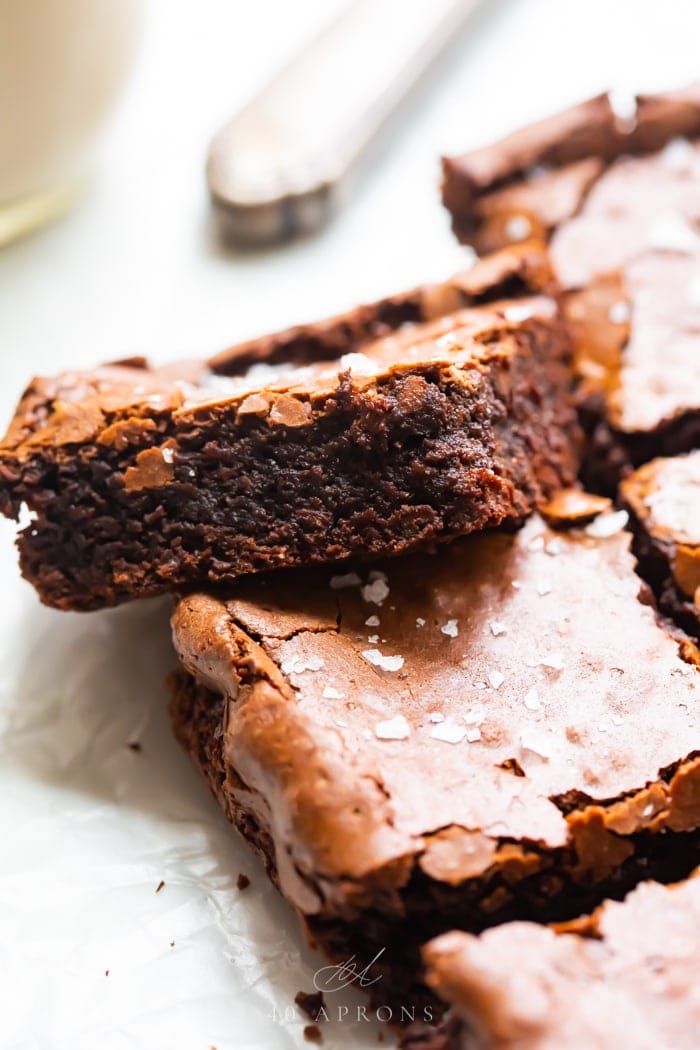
[303,1026,322,1045]
[169,940,175,948]
[126,741,142,752]
[498,757,526,777]
[105,970,109,977]
[155,880,165,893]
[237,872,250,891]
[295,990,326,1021]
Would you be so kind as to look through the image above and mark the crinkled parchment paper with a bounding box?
[0,521,395,1050]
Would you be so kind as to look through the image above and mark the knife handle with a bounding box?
[207,0,483,244]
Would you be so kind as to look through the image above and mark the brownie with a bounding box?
[0,247,579,611]
[441,85,700,482]
[421,870,700,1049]
[621,450,700,640]
[169,507,700,1014]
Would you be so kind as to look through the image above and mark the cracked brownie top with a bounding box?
[171,508,700,920]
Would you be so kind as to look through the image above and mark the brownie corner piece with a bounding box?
[0,258,579,610]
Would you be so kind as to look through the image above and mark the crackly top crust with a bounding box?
[442,85,700,439]
[442,84,700,247]
[171,511,700,919]
[423,871,700,1050]
[0,243,554,462]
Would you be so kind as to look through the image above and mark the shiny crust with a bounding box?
[170,512,700,1003]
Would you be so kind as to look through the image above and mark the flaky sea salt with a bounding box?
[362,649,404,672]
[365,615,380,627]
[416,617,426,627]
[520,727,552,759]
[488,670,505,690]
[441,619,459,638]
[584,509,629,538]
[466,727,482,743]
[161,446,174,464]
[536,579,552,596]
[489,620,506,637]
[330,572,362,590]
[523,688,542,711]
[505,215,531,241]
[464,705,485,726]
[322,685,343,699]
[429,712,445,723]
[430,720,466,744]
[281,654,325,675]
[436,333,460,353]
[375,715,410,740]
[361,571,390,604]
[608,300,631,325]
[339,352,377,375]
[367,634,379,644]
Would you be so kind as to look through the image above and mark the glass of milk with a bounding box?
[0,0,141,246]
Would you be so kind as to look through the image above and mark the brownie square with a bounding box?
[0,246,578,610]
[170,506,700,1013]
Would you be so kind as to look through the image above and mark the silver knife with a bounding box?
[207,0,485,245]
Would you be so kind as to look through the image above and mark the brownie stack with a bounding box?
[2,86,700,1049]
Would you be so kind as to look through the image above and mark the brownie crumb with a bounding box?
[169,940,175,948]
[104,970,109,977]
[303,1025,322,1045]
[155,880,165,893]
[237,872,250,891]
[295,990,326,1021]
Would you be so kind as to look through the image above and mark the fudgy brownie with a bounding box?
[0,246,579,611]
[622,450,700,640]
[169,506,700,1013]
[442,85,700,480]
[421,870,700,1049]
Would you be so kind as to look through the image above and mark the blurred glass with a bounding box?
[0,0,141,245]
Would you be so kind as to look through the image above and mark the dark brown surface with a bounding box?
[0,247,579,612]
[422,870,700,1050]
[442,84,700,479]
[169,510,700,1014]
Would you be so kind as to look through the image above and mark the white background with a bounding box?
[1,1,699,1047]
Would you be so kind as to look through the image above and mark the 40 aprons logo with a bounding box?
[271,949,435,1027]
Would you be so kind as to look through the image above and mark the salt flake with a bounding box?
[489,620,507,637]
[441,619,459,638]
[362,649,404,672]
[361,572,390,605]
[523,688,542,711]
[488,670,505,690]
[430,720,466,744]
[584,509,628,538]
[375,715,410,740]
